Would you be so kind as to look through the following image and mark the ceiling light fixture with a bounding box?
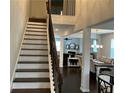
[55,28,59,31]
[91,29,103,48]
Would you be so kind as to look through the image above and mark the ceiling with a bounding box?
[53,24,75,35]
[53,17,114,37]
[57,29,114,38]
[92,19,114,30]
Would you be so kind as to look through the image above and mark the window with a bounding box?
[110,39,114,58]
[92,39,98,53]
[55,38,60,51]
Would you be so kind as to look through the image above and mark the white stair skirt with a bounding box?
[15,72,49,78]
[17,64,49,69]
[13,82,50,89]
[18,56,48,61]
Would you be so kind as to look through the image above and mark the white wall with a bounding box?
[10,0,30,81]
[30,0,47,18]
[75,0,114,31]
[100,33,114,58]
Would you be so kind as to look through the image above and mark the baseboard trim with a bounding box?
[80,86,90,93]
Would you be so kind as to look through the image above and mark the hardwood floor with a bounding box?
[59,67,97,93]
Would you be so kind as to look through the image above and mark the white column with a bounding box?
[59,36,64,67]
[80,28,91,92]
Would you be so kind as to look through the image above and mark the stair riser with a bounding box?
[15,72,49,78]
[27,25,46,28]
[27,22,46,25]
[25,32,47,35]
[21,45,48,49]
[23,40,47,44]
[18,56,48,61]
[20,50,48,55]
[17,64,49,69]
[24,35,47,39]
[13,82,50,89]
[26,28,47,31]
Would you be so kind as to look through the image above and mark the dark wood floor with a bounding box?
[59,67,97,93]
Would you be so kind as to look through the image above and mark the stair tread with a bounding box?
[26,28,47,31]
[27,27,46,29]
[27,25,46,27]
[18,61,48,64]
[26,30,47,32]
[29,18,46,23]
[11,89,50,93]
[21,48,48,51]
[22,43,47,45]
[16,69,49,72]
[21,48,48,50]
[27,21,46,25]
[13,78,50,82]
[20,54,48,56]
[24,38,47,40]
[27,24,47,26]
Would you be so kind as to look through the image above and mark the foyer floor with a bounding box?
[59,67,97,93]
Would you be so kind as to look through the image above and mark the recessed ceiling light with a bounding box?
[55,28,59,31]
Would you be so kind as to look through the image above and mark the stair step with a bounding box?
[15,72,49,78]
[14,78,50,82]
[26,28,47,31]
[18,61,48,64]
[27,27,46,30]
[22,43,47,45]
[16,69,49,72]
[25,32,47,35]
[11,89,50,93]
[24,38,47,40]
[27,23,47,26]
[20,55,48,57]
[27,21,46,25]
[23,40,47,44]
[27,25,46,28]
[20,50,48,55]
[21,44,48,49]
[28,18,46,23]
[20,54,48,56]
[26,30,47,33]
[25,35,47,39]
[13,82,50,89]
[18,56,48,61]
[17,64,49,69]
[21,48,48,51]
[25,34,47,36]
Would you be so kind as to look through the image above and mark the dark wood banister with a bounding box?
[46,1,63,93]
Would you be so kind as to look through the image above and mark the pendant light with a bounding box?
[91,29,103,48]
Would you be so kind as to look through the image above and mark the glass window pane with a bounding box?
[55,38,60,51]
[93,39,97,52]
[110,39,114,58]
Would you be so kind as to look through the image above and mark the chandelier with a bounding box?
[91,29,103,48]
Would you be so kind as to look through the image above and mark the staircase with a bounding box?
[11,19,51,93]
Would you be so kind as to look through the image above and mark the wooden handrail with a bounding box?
[46,0,63,93]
